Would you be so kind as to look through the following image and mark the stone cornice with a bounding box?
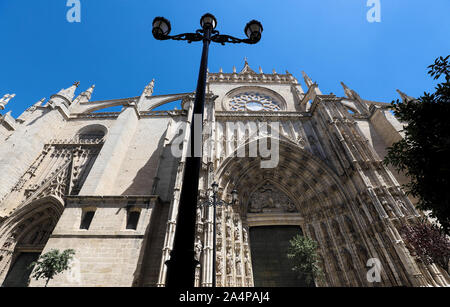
[139,110,187,118]
[65,195,161,208]
[71,112,121,119]
[65,195,159,202]
[215,111,311,120]
[207,72,299,85]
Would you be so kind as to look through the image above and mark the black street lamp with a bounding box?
[199,182,238,287]
[152,13,262,287]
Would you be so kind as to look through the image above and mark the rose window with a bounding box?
[229,92,281,111]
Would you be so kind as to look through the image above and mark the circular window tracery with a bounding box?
[229,92,281,112]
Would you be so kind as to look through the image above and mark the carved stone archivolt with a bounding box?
[0,198,64,283]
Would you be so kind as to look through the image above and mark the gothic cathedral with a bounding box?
[0,61,448,287]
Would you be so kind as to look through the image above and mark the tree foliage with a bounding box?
[28,249,75,287]
[384,55,450,235]
[400,222,450,273]
[287,234,323,286]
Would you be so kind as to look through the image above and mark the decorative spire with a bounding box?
[28,97,46,110]
[396,89,415,102]
[36,97,46,106]
[272,69,277,74]
[302,71,314,88]
[233,66,237,73]
[52,82,79,103]
[143,79,155,96]
[240,58,256,74]
[259,66,263,74]
[219,67,223,73]
[340,82,367,112]
[73,85,95,104]
[0,94,16,110]
[340,82,355,99]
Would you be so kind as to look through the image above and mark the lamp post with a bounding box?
[199,182,238,287]
[152,13,262,288]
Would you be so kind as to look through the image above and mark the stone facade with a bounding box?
[0,61,448,287]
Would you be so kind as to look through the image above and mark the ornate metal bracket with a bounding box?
[158,29,255,45]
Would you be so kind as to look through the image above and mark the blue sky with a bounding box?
[1,0,449,116]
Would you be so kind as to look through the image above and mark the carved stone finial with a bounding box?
[0,94,16,110]
[396,89,415,102]
[73,81,80,87]
[27,97,46,111]
[143,79,155,96]
[240,58,256,74]
[73,85,95,104]
[341,81,356,100]
[302,71,314,88]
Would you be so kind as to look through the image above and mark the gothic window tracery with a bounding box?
[229,92,281,112]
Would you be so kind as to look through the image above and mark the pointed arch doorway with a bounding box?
[245,181,314,287]
[212,137,355,287]
[0,197,63,287]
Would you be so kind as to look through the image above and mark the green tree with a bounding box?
[28,249,75,287]
[287,234,323,286]
[384,55,450,235]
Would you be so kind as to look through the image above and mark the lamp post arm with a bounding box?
[211,34,256,45]
[158,31,255,45]
[166,32,204,43]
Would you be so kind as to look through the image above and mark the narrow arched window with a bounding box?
[126,207,141,230]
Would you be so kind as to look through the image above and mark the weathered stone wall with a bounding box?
[28,196,160,287]
[113,117,169,196]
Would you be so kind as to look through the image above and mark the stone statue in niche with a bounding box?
[236,258,242,276]
[396,198,409,215]
[380,197,395,218]
[226,249,233,275]
[216,221,222,237]
[242,228,248,243]
[226,223,232,239]
[234,220,241,241]
[244,249,251,275]
[216,254,223,275]
[194,236,203,261]
[196,207,202,224]
[235,243,241,256]
[248,182,297,213]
